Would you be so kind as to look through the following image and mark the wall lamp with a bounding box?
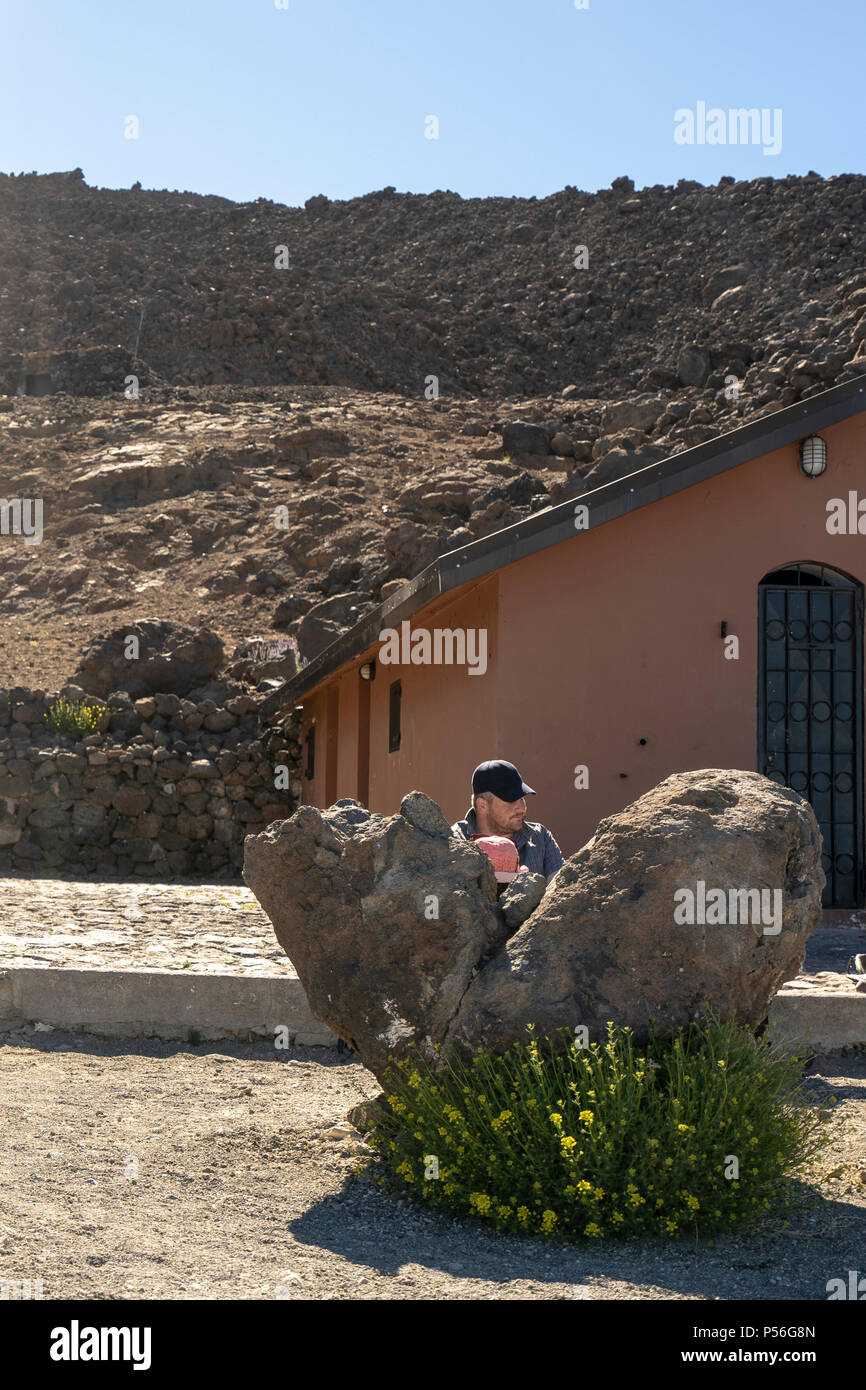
[799,435,827,478]
[359,661,376,682]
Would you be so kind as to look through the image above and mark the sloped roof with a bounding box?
[261,372,866,721]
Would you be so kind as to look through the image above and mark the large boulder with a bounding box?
[72,619,224,698]
[243,792,506,1077]
[243,771,824,1080]
[448,769,823,1053]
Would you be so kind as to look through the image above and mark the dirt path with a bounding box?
[0,1031,863,1301]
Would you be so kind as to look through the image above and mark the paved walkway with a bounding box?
[0,874,862,992]
[777,909,865,995]
[0,876,294,977]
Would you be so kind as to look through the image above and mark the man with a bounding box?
[451,759,564,882]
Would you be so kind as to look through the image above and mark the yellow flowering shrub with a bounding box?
[364,1019,828,1244]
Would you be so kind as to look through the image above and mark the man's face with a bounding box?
[483,793,526,836]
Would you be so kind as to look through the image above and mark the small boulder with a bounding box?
[73,620,224,699]
[501,422,549,457]
[499,871,547,931]
[601,396,667,435]
[677,344,713,388]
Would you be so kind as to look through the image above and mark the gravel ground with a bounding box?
[0,1031,864,1302]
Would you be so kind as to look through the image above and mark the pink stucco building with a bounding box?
[263,374,866,908]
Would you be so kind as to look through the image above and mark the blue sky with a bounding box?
[2,0,863,205]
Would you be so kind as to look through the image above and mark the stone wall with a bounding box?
[0,687,302,878]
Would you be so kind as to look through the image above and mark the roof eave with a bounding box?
[261,372,866,722]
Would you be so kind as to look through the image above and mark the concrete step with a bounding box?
[769,987,866,1053]
[0,965,337,1046]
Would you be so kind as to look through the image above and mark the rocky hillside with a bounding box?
[2,167,866,398]
[1,167,865,691]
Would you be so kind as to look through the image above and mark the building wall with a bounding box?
[298,412,866,858]
[297,576,499,824]
[496,412,865,856]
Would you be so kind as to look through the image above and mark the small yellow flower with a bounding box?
[541,1210,558,1234]
[584,1221,601,1238]
[579,1110,595,1126]
[560,1135,578,1154]
[517,1206,530,1222]
[549,1112,563,1127]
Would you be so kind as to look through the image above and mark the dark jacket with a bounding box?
[450,807,564,882]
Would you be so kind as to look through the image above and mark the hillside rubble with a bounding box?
[1,168,865,687]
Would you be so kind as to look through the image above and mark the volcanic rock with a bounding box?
[501,422,549,457]
[244,770,823,1080]
[449,769,823,1053]
[243,791,504,1076]
[676,344,713,387]
[73,620,224,698]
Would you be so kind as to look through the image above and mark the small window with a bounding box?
[304,724,316,780]
[388,680,402,753]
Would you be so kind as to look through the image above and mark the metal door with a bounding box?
[758,563,864,908]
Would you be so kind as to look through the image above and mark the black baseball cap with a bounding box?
[471,760,535,802]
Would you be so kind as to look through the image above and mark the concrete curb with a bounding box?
[0,965,862,1055]
[0,966,338,1046]
[768,988,866,1053]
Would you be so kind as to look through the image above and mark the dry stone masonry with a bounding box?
[0,685,302,877]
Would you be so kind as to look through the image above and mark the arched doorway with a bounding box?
[758,562,864,908]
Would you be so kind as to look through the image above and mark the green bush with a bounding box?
[366,1020,830,1243]
[43,697,103,736]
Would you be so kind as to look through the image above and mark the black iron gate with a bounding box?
[758,563,864,909]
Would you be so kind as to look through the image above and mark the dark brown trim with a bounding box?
[261,373,866,721]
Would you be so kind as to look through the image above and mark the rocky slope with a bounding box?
[1,167,865,688]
